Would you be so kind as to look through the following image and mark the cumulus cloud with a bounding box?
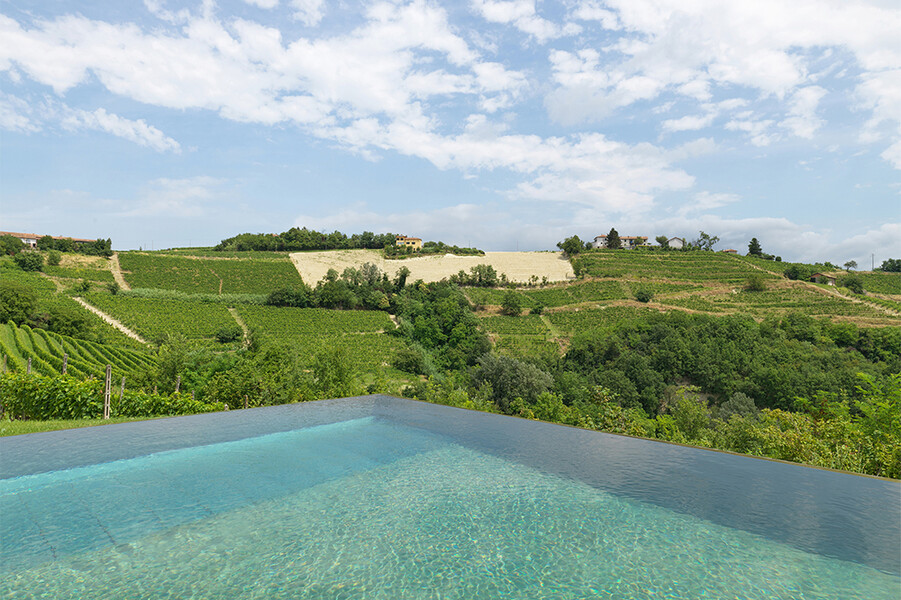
[548,0,901,166]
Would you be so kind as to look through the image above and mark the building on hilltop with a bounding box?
[395,235,422,250]
[592,234,648,249]
[0,231,100,250]
[667,237,686,249]
[722,249,738,254]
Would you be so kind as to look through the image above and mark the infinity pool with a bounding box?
[1,396,898,598]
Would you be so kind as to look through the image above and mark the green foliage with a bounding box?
[634,289,654,303]
[448,264,501,287]
[46,250,62,266]
[0,372,224,420]
[840,274,864,294]
[13,252,43,272]
[557,235,585,256]
[216,325,243,344]
[471,354,553,413]
[693,231,719,251]
[655,235,669,248]
[880,258,901,273]
[500,290,522,316]
[267,285,313,307]
[0,282,37,324]
[107,282,120,294]
[217,228,396,252]
[313,346,359,398]
[748,238,762,256]
[604,228,621,249]
[0,235,25,256]
[744,274,767,292]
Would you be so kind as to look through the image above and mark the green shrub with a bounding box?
[744,274,767,292]
[501,290,522,316]
[634,289,654,303]
[840,274,864,294]
[106,281,120,295]
[47,250,62,266]
[215,325,243,344]
[13,252,43,272]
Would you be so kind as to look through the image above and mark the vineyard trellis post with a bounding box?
[103,365,112,420]
[175,375,181,393]
[27,357,31,374]
[62,353,68,375]
[1,355,6,374]
[120,376,126,401]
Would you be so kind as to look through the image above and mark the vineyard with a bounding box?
[84,293,238,344]
[234,305,406,374]
[0,322,156,379]
[118,253,303,294]
[576,250,774,283]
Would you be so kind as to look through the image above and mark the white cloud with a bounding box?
[245,0,279,8]
[291,0,324,26]
[550,0,901,166]
[471,0,577,43]
[780,85,827,138]
[61,108,181,153]
[0,93,39,132]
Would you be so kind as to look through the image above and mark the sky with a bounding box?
[0,0,899,266]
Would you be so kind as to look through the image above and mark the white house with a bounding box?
[0,231,39,248]
[593,235,648,249]
[667,237,686,249]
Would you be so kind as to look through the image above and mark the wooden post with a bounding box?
[120,376,126,400]
[1,355,6,374]
[153,385,157,395]
[244,395,248,409]
[62,353,68,375]
[103,365,112,420]
[191,391,195,402]
[27,357,31,374]
[175,375,181,393]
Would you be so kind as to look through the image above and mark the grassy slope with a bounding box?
[468,250,901,357]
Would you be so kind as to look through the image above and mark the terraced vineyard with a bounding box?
[0,322,156,378]
[84,293,238,344]
[577,250,773,283]
[118,252,303,294]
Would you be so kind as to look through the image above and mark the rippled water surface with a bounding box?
[1,405,899,599]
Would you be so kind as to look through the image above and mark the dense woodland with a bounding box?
[1,239,900,477]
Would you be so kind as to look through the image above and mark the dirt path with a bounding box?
[73,298,148,344]
[109,253,131,291]
[227,307,250,346]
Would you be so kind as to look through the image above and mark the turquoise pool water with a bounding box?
[1,398,899,598]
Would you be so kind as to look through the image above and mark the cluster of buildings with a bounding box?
[591,234,687,249]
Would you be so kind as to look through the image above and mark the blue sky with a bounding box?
[1,0,899,266]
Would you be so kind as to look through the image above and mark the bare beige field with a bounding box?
[289,249,575,284]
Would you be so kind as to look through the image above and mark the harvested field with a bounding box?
[289,250,575,284]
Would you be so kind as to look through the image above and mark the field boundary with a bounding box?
[73,298,148,345]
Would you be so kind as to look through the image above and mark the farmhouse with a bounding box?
[592,235,648,249]
[395,235,422,250]
[810,273,836,286]
[668,237,686,249]
[0,231,39,248]
[0,231,99,249]
[722,249,738,254]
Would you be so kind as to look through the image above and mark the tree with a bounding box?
[13,252,43,272]
[557,235,584,256]
[748,238,762,256]
[840,274,864,294]
[744,274,767,292]
[0,235,25,256]
[501,290,522,316]
[693,231,719,251]
[844,260,857,272]
[470,354,553,413]
[394,265,411,289]
[0,282,36,324]
[47,250,62,266]
[655,235,669,249]
[634,289,654,303]
[605,228,622,249]
[880,258,901,273]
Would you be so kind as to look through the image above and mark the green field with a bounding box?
[85,293,238,344]
[0,322,156,379]
[118,252,303,294]
[235,305,405,372]
[576,250,773,283]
